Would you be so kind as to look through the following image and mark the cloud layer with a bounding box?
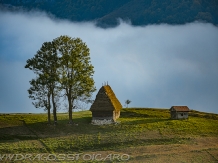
[0,10,218,113]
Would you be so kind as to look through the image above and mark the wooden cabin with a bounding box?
[170,106,190,119]
[90,85,122,125]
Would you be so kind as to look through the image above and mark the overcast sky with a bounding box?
[0,10,218,114]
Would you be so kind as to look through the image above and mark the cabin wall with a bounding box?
[177,112,189,119]
[171,111,189,119]
[170,111,177,119]
[92,111,114,120]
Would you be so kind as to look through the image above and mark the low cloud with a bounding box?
[0,10,218,113]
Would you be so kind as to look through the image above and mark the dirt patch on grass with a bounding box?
[132,150,215,163]
[122,137,218,162]
[142,130,162,139]
[87,137,218,163]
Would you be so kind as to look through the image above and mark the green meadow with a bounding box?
[0,108,218,162]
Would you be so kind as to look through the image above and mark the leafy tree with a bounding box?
[25,42,60,125]
[53,35,96,124]
[125,99,131,108]
[25,36,96,124]
[28,77,51,124]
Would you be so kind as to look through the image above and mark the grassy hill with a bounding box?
[0,108,218,162]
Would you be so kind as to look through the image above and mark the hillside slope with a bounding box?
[0,0,218,27]
[0,108,218,162]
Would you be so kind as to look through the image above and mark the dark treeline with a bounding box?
[0,0,218,27]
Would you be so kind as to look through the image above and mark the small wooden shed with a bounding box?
[90,85,122,124]
[170,106,190,119]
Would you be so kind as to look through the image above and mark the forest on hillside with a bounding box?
[0,0,218,27]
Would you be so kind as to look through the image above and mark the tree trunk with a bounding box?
[47,93,51,124]
[48,107,51,124]
[68,94,73,124]
[51,91,57,125]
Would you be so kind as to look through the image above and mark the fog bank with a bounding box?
[0,10,218,113]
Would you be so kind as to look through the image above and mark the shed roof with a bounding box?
[170,106,190,112]
[90,85,122,111]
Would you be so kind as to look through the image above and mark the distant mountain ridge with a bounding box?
[0,0,218,27]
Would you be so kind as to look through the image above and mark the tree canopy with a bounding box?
[54,36,96,123]
[25,36,96,124]
[25,41,60,124]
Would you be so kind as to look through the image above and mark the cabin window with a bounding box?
[181,113,183,116]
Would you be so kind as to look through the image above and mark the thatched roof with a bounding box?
[170,106,190,112]
[90,85,122,111]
